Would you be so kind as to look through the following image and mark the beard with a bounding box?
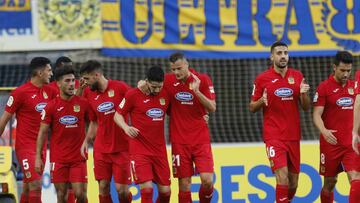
[90,81,100,91]
[276,60,288,69]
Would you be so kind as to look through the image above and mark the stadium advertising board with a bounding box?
[41,143,349,202]
[102,0,360,58]
[0,0,101,51]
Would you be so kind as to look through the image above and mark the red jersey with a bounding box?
[5,81,57,151]
[83,80,130,153]
[251,67,304,141]
[116,88,170,156]
[355,70,360,94]
[42,96,95,163]
[313,76,355,145]
[47,80,80,95]
[164,69,216,144]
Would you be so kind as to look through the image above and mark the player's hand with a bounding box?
[352,131,360,155]
[34,157,44,175]
[80,139,89,159]
[262,88,268,106]
[203,114,209,124]
[125,126,140,138]
[79,77,87,89]
[190,73,201,93]
[322,129,337,145]
[300,78,310,94]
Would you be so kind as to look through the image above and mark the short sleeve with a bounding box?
[313,83,326,106]
[41,103,53,124]
[251,76,264,101]
[116,90,135,116]
[5,89,23,114]
[200,74,216,100]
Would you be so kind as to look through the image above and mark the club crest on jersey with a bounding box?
[35,102,47,112]
[108,89,114,97]
[288,77,294,84]
[348,88,354,95]
[43,91,48,99]
[146,108,164,121]
[73,105,80,112]
[336,97,353,108]
[159,98,165,105]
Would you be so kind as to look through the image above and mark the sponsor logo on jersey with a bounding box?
[146,108,164,120]
[97,102,114,112]
[35,102,47,112]
[59,115,78,125]
[336,97,353,107]
[175,92,193,102]
[274,88,293,98]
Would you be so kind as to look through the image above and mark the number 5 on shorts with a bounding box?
[22,159,29,170]
[266,146,275,158]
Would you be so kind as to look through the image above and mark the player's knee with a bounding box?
[179,178,192,191]
[29,180,42,192]
[99,181,110,194]
[323,178,337,191]
[201,179,213,189]
[74,190,87,202]
[56,190,67,201]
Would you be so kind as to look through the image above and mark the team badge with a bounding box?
[108,89,115,97]
[288,77,294,84]
[348,88,354,95]
[25,171,31,178]
[73,105,80,112]
[43,91,48,99]
[159,98,165,105]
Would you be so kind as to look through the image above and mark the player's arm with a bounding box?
[352,94,360,154]
[313,106,337,145]
[75,78,87,96]
[191,73,216,112]
[35,122,50,174]
[0,111,13,136]
[299,79,311,111]
[81,121,97,158]
[249,98,266,113]
[114,112,139,138]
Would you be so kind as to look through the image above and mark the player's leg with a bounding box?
[17,150,43,203]
[69,161,88,203]
[139,181,154,203]
[172,144,193,203]
[66,183,75,203]
[153,155,171,203]
[131,154,155,203]
[343,146,360,203]
[287,141,301,202]
[54,183,69,203]
[265,140,289,203]
[113,152,132,203]
[94,151,113,203]
[193,144,214,203]
[319,143,344,203]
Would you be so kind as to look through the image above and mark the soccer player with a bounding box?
[165,52,216,203]
[79,60,132,203]
[35,66,95,203]
[249,41,311,203]
[313,51,360,203]
[114,65,171,203]
[0,57,57,203]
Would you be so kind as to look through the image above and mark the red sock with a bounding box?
[276,184,288,203]
[28,190,41,203]
[199,185,213,203]
[288,187,296,202]
[67,189,75,203]
[140,188,153,203]
[99,194,112,203]
[178,191,192,203]
[320,188,333,203]
[119,192,133,203]
[20,193,29,203]
[156,191,171,203]
[350,180,360,203]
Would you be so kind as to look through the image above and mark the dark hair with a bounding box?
[80,60,103,75]
[334,51,353,66]
[169,52,186,63]
[30,57,51,77]
[270,41,288,53]
[146,65,164,82]
[54,65,76,81]
[55,56,72,68]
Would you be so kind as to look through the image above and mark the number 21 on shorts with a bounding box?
[172,154,180,166]
[266,146,276,158]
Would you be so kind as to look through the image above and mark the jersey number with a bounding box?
[266,146,275,158]
[22,159,29,170]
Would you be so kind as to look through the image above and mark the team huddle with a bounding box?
[1,41,360,203]
[0,53,216,203]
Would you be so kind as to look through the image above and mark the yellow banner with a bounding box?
[37,0,101,41]
[102,0,360,58]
